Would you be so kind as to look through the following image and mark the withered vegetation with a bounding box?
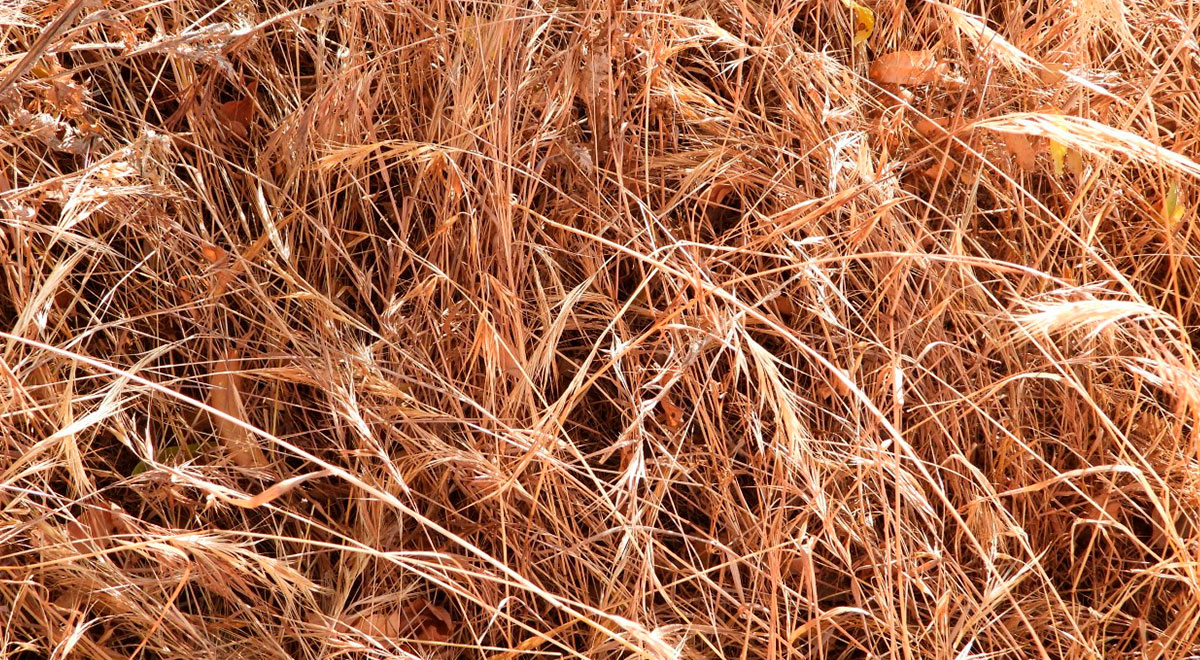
[2,0,1200,659]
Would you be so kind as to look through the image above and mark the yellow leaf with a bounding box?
[1048,138,1067,177]
[1163,182,1185,229]
[840,0,874,47]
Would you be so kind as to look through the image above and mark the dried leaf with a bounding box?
[210,349,267,467]
[700,182,733,210]
[63,503,128,552]
[1162,182,1186,230]
[212,470,332,509]
[44,79,86,117]
[660,398,683,429]
[82,502,128,538]
[75,117,103,138]
[37,0,76,20]
[869,50,946,86]
[1048,138,1067,177]
[772,297,799,317]
[1038,51,1071,86]
[921,156,957,180]
[481,319,522,378]
[979,113,1200,179]
[840,0,874,47]
[29,55,63,79]
[831,373,851,397]
[63,518,93,553]
[216,97,255,140]
[200,241,226,264]
[414,598,453,642]
[1001,132,1037,171]
[345,609,406,638]
[338,598,453,643]
[914,117,950,140]
[1066,147,1083,176]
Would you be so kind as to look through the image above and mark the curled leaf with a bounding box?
[200,241,226,264]
[840,0,874,47]
[1162,182,1185,230]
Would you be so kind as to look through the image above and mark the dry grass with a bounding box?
[2,0,1200,658]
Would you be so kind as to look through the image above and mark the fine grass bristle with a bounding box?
[2,0,1199,659]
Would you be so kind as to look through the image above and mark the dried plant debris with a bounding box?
[1,1,1200,660]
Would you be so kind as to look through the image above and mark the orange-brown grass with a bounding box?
[1,0,1199,659]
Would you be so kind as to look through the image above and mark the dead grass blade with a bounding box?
[4,1,1200,659]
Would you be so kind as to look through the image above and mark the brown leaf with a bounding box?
[1001,132,1037,171]
[44,79,85,117]
[869,50,946,86]
[216,97,255,140]
[413,598,453,642]
[921,156,957,180]
[660,398,683,429]
[1066,147,1084,177]
[699,182,733,211]
[63,518,92,553]
[75,117,103,138]
[477,316,522,378]
[30,56,64,79]
[338,598,453,643]
[82,502,128,537]
[200,241,227,267]
[210,348,267,467]
[344,609,406,638]
[37,0,75,20]
[874,83,915,108]
[496,333,522,377]
[914,117,951,140]
[772,297,799,318]
[1038,51,1071,86]
[62,503,126,553]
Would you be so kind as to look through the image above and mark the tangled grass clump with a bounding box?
[2,0,1200,659]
